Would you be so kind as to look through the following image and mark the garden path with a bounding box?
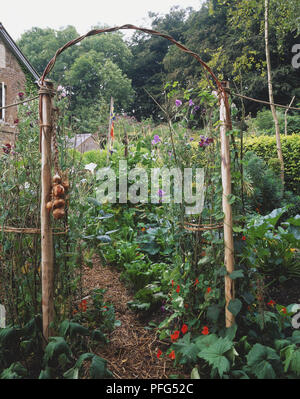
[81,256,184,379]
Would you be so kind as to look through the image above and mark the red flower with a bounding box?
[194,278,199,286]
[171,280,174,288]
[79,299,87,312]
[206,287,211,294]
[176,285,180,293]
[242,236,246,241]
[14,118,19,124]
[202,326,209,335]
[171,330,180,342]
[281,307,287,314]
[267,300,276,307]
[169,350,176,360]
[181,324,188,335]
[157,349,163,359]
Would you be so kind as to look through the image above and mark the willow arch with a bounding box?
[38,24,235,340]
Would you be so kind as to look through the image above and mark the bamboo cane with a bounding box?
[106,97,114,164]
[39,80,54,341]
[219,81,235,328]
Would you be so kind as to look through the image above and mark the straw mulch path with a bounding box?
[81,256,182,379]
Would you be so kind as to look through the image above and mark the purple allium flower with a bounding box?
[175,99,182,107]
[190,137,194,141]
[168,151,172,157]
[152,135,161,145]
[161,305,166,312]
[189,99,194,106]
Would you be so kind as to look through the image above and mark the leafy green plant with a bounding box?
[241,208,300,280]
[0,314,114,379]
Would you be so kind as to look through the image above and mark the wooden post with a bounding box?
[285,96,295,136]
[219,81,235,328]
[106,97,114,164]
[124,124,128,158]
[39,80,54,341]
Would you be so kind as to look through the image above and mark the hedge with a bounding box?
[243,134,300,194]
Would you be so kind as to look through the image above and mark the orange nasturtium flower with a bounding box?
[171,330,180,342]
[169,350,176,360]
[79,299,87,312]
[181,324,188,335]
[157,349,163,359]
[202,326,209,335]
[141,227,146,232]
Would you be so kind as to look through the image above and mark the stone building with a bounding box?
[0,22,39,149]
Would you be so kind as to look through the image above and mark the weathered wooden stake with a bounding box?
[106,97,114,164]
[124,125,128,158]
[39,80,54,341]
[219,81,235,328]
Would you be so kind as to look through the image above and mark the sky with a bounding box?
[1,0,202,41]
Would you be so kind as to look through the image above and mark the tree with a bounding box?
[127,7,192,121]
[66,50,134,132]
[264,0,284,184]
[17,26,80,80]
[18,26,135,133]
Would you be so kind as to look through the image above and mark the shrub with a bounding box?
[246,109,300,136]
[243,152,284,213]
[244,134,300,194]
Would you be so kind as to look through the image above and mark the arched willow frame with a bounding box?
[38,24,235,341]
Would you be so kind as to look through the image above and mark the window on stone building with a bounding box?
[0,82,6,121]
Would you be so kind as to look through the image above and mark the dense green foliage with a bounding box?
[1,0,299,380]
[244,134,300,194]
